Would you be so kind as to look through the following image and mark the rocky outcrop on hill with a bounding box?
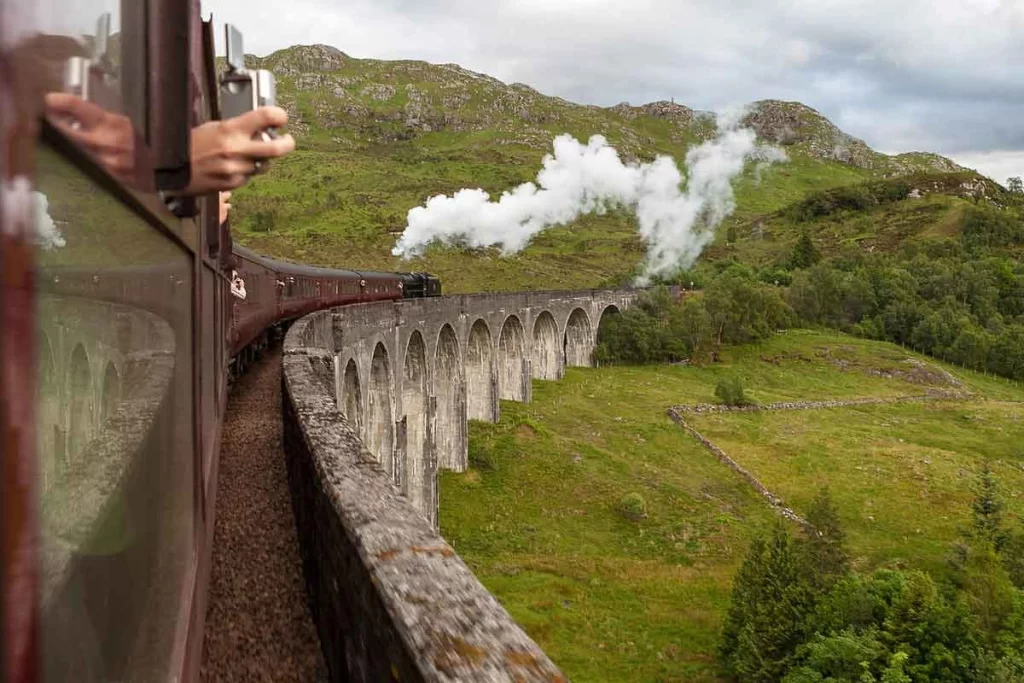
[256,44,349,76]
[739,100,879,169]
[904,174,1002,201]
[610,100,695,124]
[891,152,966,175]
[255,44,969,179]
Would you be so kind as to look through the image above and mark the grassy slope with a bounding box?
[227,46,1022,681]
[711,182,1018,268]
[439,331,1024,682]
[34,145,180,267]
[229,47,972,293]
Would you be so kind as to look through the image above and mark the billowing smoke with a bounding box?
[392,113,786,282]
[0,178,65,250]
[33,191,66,251]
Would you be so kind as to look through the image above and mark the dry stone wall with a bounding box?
[667,389,972,528]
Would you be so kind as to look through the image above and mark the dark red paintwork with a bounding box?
[0,2,417,681]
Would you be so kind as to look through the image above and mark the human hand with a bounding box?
[219,191,232,225]
[187,107,295,194]
[44,93,135,185]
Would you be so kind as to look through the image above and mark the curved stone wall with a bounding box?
[282,313,567,683]
[281,288,637,682]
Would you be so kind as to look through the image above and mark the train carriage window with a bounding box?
[33,143,196,681]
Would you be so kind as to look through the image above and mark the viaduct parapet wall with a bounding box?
[281,288,637,682]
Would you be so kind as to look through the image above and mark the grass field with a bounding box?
[438,330,1024,682]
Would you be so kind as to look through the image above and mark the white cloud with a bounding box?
[205,0,1024,159]
[947,151,1024,187]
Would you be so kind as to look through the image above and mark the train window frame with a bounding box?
[34,0,194,196]
[149,0,194,191]
[32,130,204,683]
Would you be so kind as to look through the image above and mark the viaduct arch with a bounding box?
[326,288,638,527]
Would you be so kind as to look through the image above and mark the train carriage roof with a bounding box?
[234,245,363,279]
[233,246,433,286]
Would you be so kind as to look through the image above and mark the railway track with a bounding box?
[199,346,327,681]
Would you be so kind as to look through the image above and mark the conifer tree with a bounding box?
[799,487,850,591]
[719,536,767,670]
[719,523,813,681]
[972,460,1007,551]
[791,232,821,269]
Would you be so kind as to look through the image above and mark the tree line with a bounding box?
[786,205,1024,379]
[593,268,793,366]
[596,203,1024,380]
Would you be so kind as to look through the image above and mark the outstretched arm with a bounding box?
[44,94,296,194]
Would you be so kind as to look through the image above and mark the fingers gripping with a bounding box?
[225,106,288,136]
[242,135,296,160]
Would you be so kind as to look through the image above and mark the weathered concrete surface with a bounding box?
[282,315,567,683]
[329,289,637,526]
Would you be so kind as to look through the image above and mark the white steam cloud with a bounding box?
[392,113,787,282]
[0,179,65,250]
[33,191,66,251]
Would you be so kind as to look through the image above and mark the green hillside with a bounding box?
[707,172,1019,265]
[229,45,984,293]
[223,46,1024,683]
[440,331,1024,681]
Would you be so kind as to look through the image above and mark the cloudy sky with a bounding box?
[207,0,1024,184]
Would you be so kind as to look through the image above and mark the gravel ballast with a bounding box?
[200,346,327,681]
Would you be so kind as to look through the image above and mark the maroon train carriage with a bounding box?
[229,244,408,373]
[0,3,440,681]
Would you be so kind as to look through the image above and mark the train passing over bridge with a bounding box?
[0,2,453,680]
[0,0,629,680]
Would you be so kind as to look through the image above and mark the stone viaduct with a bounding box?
[34,284,641,681]
[35,294,173,496]
[282,287,638,681]
[303,289,638,527]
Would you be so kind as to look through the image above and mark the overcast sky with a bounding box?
[206,0,1024,184]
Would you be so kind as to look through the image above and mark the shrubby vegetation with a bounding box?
[597,203,1024,380]
[715,377,751,406]
[785,206,1024,379]
[617,492,648,521]
[593,267,794,366]
[719,477,1024,682]
[781,176,914,223]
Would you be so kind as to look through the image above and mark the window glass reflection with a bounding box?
[36,0,150,186]
[34,143,196,682]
